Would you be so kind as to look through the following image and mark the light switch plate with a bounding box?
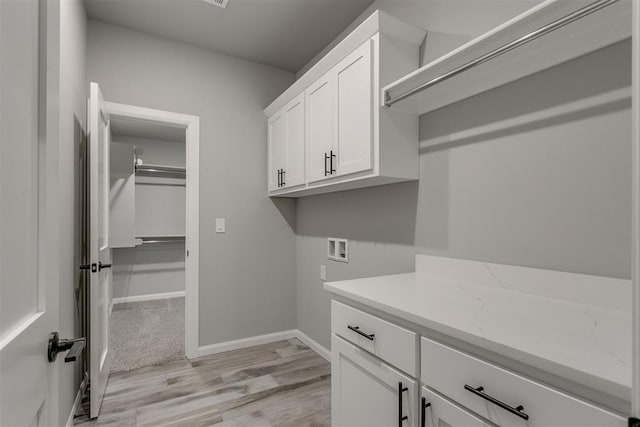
[215,218,225,233]
[320,265,326,281]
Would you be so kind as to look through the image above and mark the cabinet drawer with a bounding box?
[421,386,491,427]
[332,300,417,375]
[421,338,625,427]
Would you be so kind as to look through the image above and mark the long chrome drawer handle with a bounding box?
[464,384,529,420]
[347,325,375,341]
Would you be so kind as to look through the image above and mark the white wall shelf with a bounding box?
[383,0,632,116]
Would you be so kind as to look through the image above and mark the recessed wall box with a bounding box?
[328,237,348,263]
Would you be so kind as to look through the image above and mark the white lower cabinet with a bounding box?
[332,335,417,427]
[329,300,627,427]
[421,387,491,427]
[421,337,626,427]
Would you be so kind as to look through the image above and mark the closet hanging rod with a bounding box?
[383,0,620,108]
[135,163,186,175]
[136,235,185,244]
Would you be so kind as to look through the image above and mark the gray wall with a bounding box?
[87,19,298,346]
[295,6,632,350]
[58,0,87,425]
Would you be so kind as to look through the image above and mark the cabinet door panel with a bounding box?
[421,387,490,427]
[336,39,373,176]
[332,335,417,427]
[268,112,285,191]
[306,71,335,183]
[284,94,305,188]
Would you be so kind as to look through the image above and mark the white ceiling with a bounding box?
[111,117,186,142]
[84,0,375,73]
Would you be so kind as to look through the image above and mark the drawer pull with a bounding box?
[347,325,375,341]
[398,382,408,426]
[420,397,431,427]
[464,385,529,420]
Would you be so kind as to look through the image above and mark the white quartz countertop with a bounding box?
[324,257,632,401]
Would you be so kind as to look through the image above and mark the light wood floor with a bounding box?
[74,338,331,426]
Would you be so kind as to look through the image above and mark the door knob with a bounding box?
[48,332,85,363]
[98,262,111,271]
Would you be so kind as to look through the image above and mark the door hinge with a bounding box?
[80,263,98,273]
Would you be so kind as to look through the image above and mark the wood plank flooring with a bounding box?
[74,338,331,426]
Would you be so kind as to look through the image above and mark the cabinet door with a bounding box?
[267,111,285,191]
[305,70,335,183]
[421,387,491,427]
[332,335,417,427]
[336,39,373,177]
[283,94,305,188]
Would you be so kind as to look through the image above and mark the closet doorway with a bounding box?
[104,99,200,375]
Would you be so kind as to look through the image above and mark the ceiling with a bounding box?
[111,117,186,142]
[84,0,375,73]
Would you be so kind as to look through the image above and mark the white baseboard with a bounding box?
[196,330,298,358]
[66,373,87,427]
[112,291,185,305]
[195,329,331,362]
[294,329,331,362]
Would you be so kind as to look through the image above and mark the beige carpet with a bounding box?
[109,297,185,373]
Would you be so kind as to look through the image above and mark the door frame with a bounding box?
[102,101,200,359]
[632,0,640,419]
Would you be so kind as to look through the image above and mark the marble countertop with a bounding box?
[324,256,632,401]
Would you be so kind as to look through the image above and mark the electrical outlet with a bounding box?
[320,265,326,281]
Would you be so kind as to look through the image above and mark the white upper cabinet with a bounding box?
[306,71,335,183]
[335,39,373,177]
[265,11,426,197]
[268,113,285,191]
[268,93,305,191]
[284,94,305,188]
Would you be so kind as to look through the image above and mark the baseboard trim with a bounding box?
[196,330,298,358]
[195,329,331,361]
[112,291,185,305]
[294,329,331,362]
[66,373,87,427]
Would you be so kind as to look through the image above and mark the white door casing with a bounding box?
[0,0,59,425]
[99,100,200,360]
[88,82,112,419]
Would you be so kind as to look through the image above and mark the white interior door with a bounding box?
[0,0,57,425]
[88,82,112,418]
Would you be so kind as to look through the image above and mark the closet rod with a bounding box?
[137,236,185,244]
[135,163,186,175]
[384,0,620,107]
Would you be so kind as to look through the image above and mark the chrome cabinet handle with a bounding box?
[464,384,529,420]
[347,325,374,341]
